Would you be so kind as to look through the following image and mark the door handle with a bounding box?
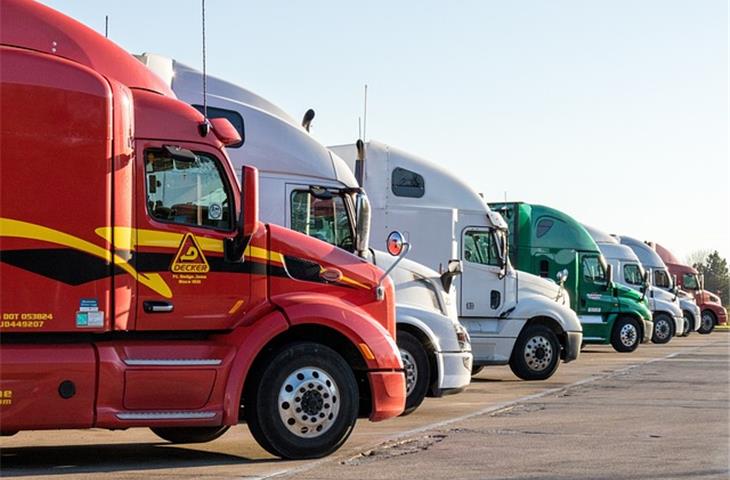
[143,301,174,313]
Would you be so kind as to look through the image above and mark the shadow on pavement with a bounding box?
[0,442,276,477]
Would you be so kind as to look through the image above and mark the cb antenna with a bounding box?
[362,84,368,141]
[201,0,208,120]
[104,15,109,38]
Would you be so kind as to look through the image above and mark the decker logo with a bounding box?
[171,233,210,273]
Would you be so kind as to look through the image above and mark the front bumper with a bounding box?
[563,331,582,362]
[716,307,728,325]
[641,319,654,343]
[367,371,406,422]
[431,350,472,397]
[672,314,684,336]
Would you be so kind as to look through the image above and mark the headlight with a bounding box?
[454,323,470,351]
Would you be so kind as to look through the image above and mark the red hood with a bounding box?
[1,0,174,97]
[266,224,396,337]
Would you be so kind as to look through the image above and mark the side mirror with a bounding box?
[225,165,259,262]
[440,259,463,291]
[387,230,406,256]
[355,192,371,256]
[376,231,411,300]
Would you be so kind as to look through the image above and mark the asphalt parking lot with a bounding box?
[1,331,728,480]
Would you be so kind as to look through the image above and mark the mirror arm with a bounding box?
[375,243,411,300]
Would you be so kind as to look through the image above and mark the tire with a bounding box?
[681,311,693,337]
[611,317,640,353]
[244,342,358,459]
[509,325,560,381]
[397,330,430,416]
[651,313,673,344]
[698,310,716,334]
[150,426,230,444]
[471,365,485,376]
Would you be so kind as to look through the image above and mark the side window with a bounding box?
[463,230,500,266]
[623,264,643,285]
[391,167,425,198]
[654,270,671,288]
[535,218,554,238]
[582,256,607,284]
[290,190,354,250]
[145,150,232,230]
[192,105,245,148]
[683,273,698,290]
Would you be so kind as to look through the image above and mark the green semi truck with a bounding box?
[489,202,653,352]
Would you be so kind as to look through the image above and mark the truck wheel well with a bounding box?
[396,324,437,396]
[241,324,372,420]
[524,316,566,357]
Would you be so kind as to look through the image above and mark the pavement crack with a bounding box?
[341,434,447,466]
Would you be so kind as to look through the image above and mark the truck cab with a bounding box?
[617,236,701,336]
[136,54,472,414]
[0,0,405,460]
[330,142,582,381]
[489,203,652,353]
[583,226,685,342]
[651,242,727,334]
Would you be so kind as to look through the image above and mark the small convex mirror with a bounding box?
[386,231,405,256]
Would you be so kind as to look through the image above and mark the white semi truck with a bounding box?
[618,235,701,336]
[329,141,582,380]
[138,54,472,413]
[583,225,685,342]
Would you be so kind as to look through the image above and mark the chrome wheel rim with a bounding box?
[702,312,714,331]
[278,367,340,438]
[400,348,418,397]
[654,319,671,341]
[523,335,554,372]
[620,323,638,347]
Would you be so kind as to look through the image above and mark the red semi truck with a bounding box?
[0,0,405,459]
[652,243,727,334]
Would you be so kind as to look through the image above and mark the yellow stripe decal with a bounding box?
[2,219,172,298]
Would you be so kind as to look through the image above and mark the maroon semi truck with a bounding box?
[652,243,727,334]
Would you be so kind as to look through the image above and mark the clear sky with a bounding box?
[41,0,730,262]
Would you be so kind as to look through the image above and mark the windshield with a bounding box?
[683,273,699,290]
[290,190,354,251]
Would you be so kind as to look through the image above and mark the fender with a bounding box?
[396,305,457,353]
[273,292,402,371]
[507,292,582,333]
[216,310,289,425]
[617,295,653,322]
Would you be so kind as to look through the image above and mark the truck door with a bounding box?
[133,143,251,331]
[577,253,613,324]
[459,228,507,327]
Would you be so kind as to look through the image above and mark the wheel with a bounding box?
[698,310,716,334]
[150,426,230,444]
[509,325,560,381]
[397,330,430,416]
[681,311,693,336]
[611,317,640,352]
[244,342,358,459]
[471,365,485,376]
[651,313,673,344]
